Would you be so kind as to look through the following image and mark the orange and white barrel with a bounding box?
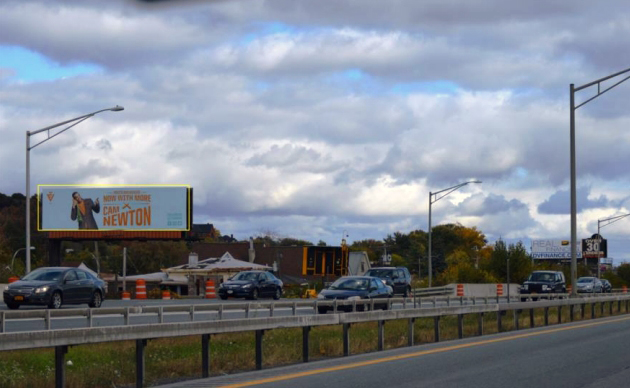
[135,279,147,299]
[205,280,216,299]
[122,291,131,300]
[162,290,171,300]
[623,285,628,294]
[496,284,504,296]
[8,276,19,284]
[456,284,464,297]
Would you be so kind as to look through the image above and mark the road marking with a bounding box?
[220,315,630,387]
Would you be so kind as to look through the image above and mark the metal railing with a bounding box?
[2,293,630,388]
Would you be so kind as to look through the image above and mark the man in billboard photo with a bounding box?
[70,192,100,230]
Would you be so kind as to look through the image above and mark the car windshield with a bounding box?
[366,269,394,278]
[231,272,259,281]
[329,278,369,291]
[21,269,64,281]
[528,272,555,282]
[578,278,594,283]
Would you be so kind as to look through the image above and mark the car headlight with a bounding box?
[586,285,592,289]
[347,296,361,301]
[317,293,325,299]
[242,284,252,289]
[35,286,50,294]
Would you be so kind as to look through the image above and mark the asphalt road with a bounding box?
[161,314,630,388]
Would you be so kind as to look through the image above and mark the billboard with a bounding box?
[582,235,607,258]
[39,185,190,231]
[531,239,582,259]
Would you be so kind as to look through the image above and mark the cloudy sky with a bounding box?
[2,0,630,263]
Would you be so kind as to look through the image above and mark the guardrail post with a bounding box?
[270,303,275,317]
[544,307,549,326]
[528,309,534,328]
[497,310,502,332]
[352,300,357,313]
[408,318,415,346]
[343,323,351,356]
[190,305,195,322]
[255,330,264,370]
[218,304,224,320]
[293,302,297,316]
[378,320,385,351]
[591,303,596,319]
[333,300,338,314]
[0,311,5,333]
[136,339,147,388]
[402,297,407,309]
[569,305,574,322]
[618,300,621,313]
[434,316,440,342]
[557,306,562,324]
[447,296,450,306]
[600,301,604,316]
[302,326,311,362]
[478,313,484,336]
[201,334,210,378]
[158,306,164,324]
[513,310,519,330]
[246,303,251,318]
[457,314,464,339]
[413,293,417,309]
[581,304,585,319]
[124,307,130,325]
[370,299,375,311]
[626,299,628,313]
[87,308,93,328]
[55,345,68,388]
[609,301,613,315]
[432,297,437,308]
[46,309,51,330]
[459,296,463,306]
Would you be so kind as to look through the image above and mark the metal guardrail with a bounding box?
[412,286,453,297]
[3,293,630,388]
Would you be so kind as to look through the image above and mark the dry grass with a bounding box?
[0,301,626,387]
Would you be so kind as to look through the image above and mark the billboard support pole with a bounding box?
[25,106,124,274]
[123,247,127,292]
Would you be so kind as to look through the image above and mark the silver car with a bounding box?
[576,277,603,294]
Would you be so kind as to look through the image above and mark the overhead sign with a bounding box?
[39,185,190,231]
[582,234,607,258]
[531,239,582,259]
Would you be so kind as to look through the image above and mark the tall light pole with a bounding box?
[570,67,630,296]
[596,213,630,278]
[427,180,481,287]
[25,106,124,274]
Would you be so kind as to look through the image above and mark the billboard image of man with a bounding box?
[71,192,100,230]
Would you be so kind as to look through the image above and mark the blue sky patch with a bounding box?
[391,80,460,95]
[0,45,102,82]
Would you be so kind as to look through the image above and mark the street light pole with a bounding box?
[427,180,481,287]
[25,106,124,274]
[570,67,630,296]
[596,213,630,278]
[10,246,35,274]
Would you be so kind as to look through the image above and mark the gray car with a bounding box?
[3,267,106,309]
[576,277,603,294]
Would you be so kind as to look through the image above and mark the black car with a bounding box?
[364,267,412,296]
[3,267,106,309]
[520,271,566,301]
[316,276,393,314]
[218,271,283,300]
[600,279,612,293]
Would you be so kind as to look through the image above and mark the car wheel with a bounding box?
[88,291,102,308]
[249,288,259,300]
[317,307,328,314]
[273,288,281,300]
[6,303,19,310]
[48,292,62,309]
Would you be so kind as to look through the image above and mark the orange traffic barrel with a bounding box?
[456,284,464,297]
[205,280,216,299]
[162,290,171,300]
[567,285,572,294]
[8,276,19,284]
[122,291,131,300]
[135,279,147,299]
[623,285,628,294]
[496,284,504,296]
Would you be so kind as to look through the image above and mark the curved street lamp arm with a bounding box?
[431,180,481,204]
[574,67,630,109]
[598,213,630,231]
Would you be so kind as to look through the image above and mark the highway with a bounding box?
[160,314,630,388]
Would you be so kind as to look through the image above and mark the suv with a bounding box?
[520,271,566,301]
[364,267,412,296]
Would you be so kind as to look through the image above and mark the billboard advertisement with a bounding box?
[582,235,607,258]
[39,185,190,231]
[531,239,582,259]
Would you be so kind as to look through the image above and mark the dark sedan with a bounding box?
[3,267,106,309]
[317,276,392,314]
[218,271,283,300]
